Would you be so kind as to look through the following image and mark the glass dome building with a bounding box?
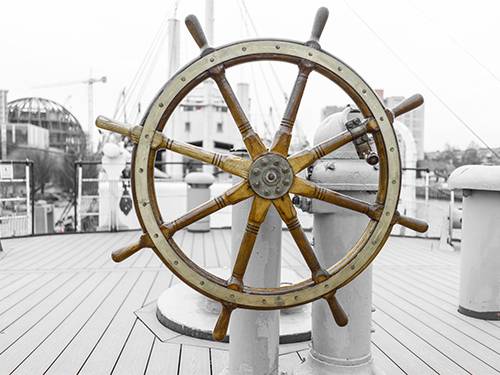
[7,97,86,153]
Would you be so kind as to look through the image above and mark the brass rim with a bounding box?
[133,39,401,309]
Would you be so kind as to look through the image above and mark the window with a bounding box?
[216,122,223,133]
[185,122,191,132]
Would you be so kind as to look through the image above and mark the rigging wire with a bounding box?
[239,0,288,102]
[342,0,500,159]
[236,0,276,137]
[405,0,500,86]
[113,13,169,120]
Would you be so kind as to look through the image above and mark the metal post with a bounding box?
[76,163,82,232]
[296,205,380,375]
[25,161,31,235]
[225,153,282,375]
[424,170,429,204]
[294,108,381,375]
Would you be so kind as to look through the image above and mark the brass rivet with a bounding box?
[159,102,164,107]
[200,281,205,285]
[390,147,395,152]
[142,202,148,207]
[153,233,158,238]
[337,66,342,72]
[173,260,179,265]
[275,45,280,49]
[181,77,186,82]
[362,89,367,94]
[392,180,397,184]
[379,116,384,121]
[308,52,313,56]
[242,47,247,51]
[230,294,235,299]
[139,168,144,173]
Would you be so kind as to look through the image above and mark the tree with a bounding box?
[10,148,53,194]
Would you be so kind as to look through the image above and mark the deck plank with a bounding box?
[0,272,109,373]
[374,293,498,374]
[178,345,211,375]
[78,271,157,375]
[0,231,499,374]
[145,341,181,375]
[10,271,124,374]
[42,271,143,374]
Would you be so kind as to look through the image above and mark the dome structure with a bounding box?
[7,97,86,153]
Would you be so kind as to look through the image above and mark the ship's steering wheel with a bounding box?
[96,7,428,341]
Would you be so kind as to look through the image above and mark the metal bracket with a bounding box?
[345,117,379,165]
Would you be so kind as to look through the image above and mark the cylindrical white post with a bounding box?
[300,200,379,375]
[449,165,500,319]
[226,165,282,375]
[186,172,215,232]
[294,108,381,374]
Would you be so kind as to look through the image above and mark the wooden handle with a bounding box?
[308,7,329,44]
[213,304,233,341]
[396,214,429,233]
[389,94,424,120]
[185,15,209,51]
[95,116,131,137]
[325,292,348,327]
[111,234,151,262]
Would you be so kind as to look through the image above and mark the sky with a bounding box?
[1,0,500,152]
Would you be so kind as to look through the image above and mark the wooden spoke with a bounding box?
[306,7,329,48]
[272,195,328,283]
[210,67,267,159]
[324,292,348,326]
[161,181,254,238]
[111,233,153,263]
[386,94,424,123]
[291,177,428,233]
[227,196,271,291]
[291,177,378,218]
[161,136,251,178]
[213,303,234,341]
[287,120,378,173]
[96,116,251,178]
[270,63,313,156]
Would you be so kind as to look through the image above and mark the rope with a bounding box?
[343,0,500,159]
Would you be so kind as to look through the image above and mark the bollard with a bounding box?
[185,172,215,232]
[448,165,500,320]
[294,108,382,374]
[225,152,282,375]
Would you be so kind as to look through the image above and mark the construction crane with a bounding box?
[33,76,107,152]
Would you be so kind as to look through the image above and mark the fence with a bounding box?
[0,160,34,237]
[396,168,461,242]
[74,160,229,232]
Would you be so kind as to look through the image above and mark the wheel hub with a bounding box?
[248,153,293,199]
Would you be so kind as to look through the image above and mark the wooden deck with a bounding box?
[0,230,499,374]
